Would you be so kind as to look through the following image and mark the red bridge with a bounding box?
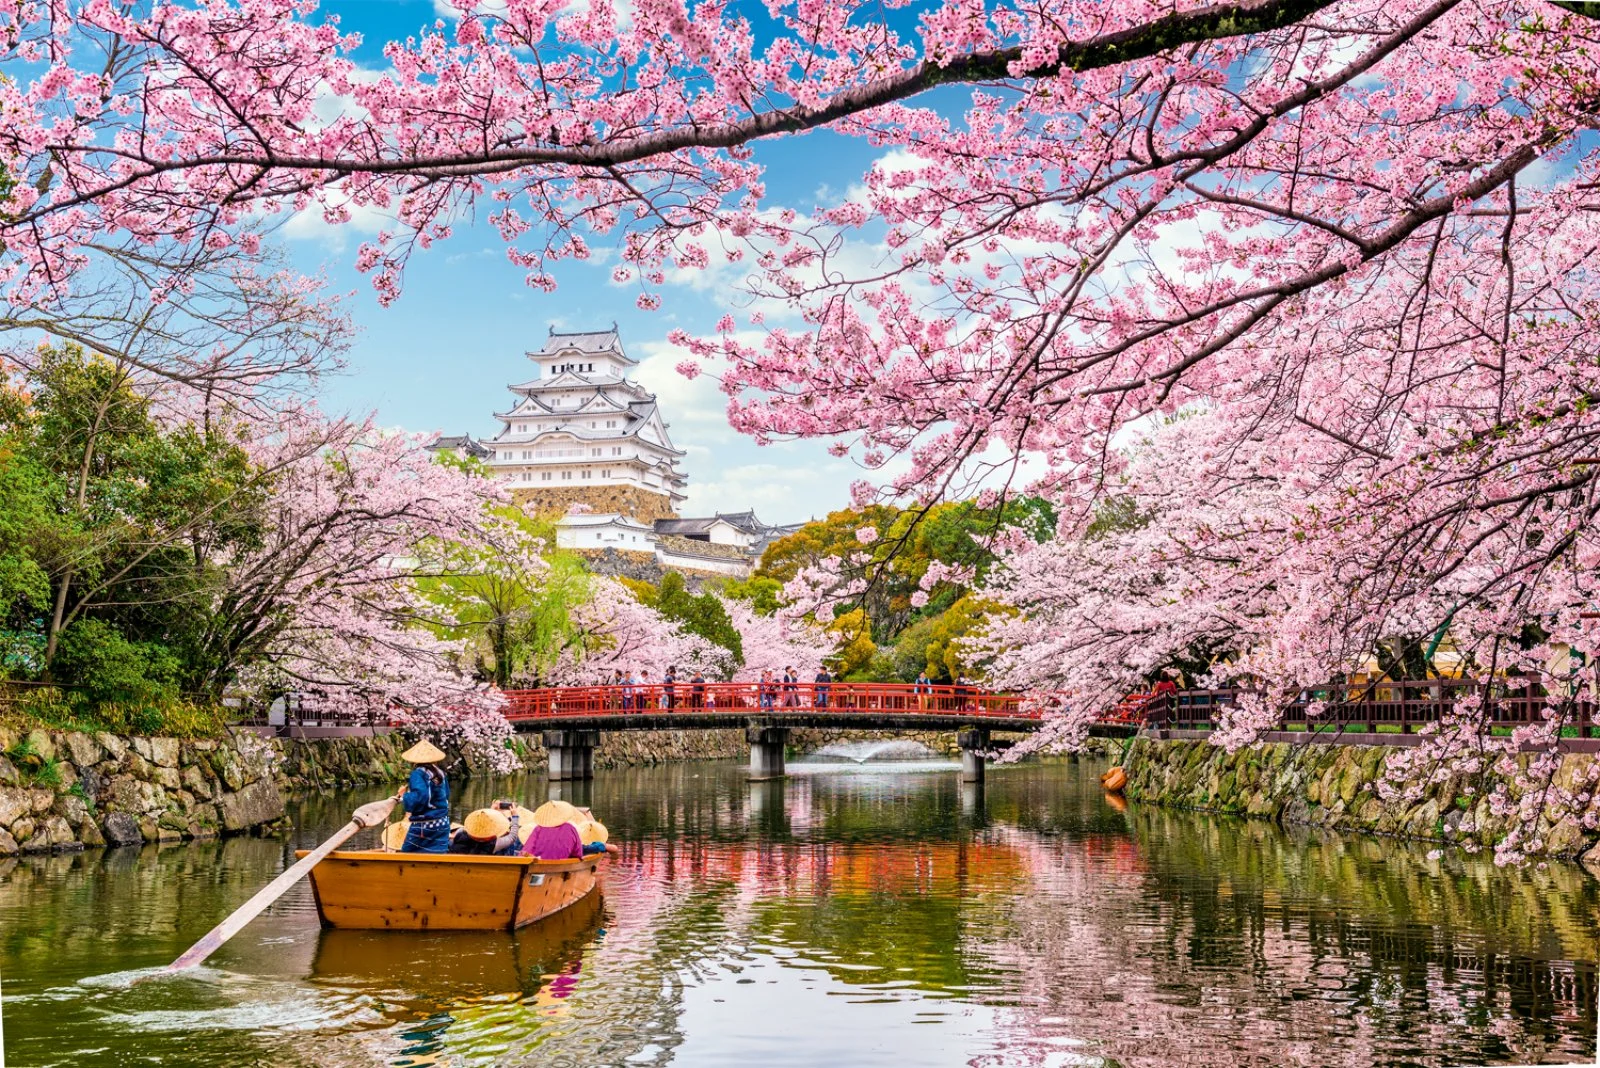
[498,676,1599,782]
[498,680,1141,784]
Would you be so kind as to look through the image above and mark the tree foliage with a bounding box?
[413,505,591,688]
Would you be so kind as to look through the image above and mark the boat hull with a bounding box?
[298,850,605,932]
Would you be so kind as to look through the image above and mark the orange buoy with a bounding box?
[1100,766,1127,793]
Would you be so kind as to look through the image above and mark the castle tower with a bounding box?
[486,325,687,521]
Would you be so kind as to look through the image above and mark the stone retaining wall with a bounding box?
[0,725,286,855]
[1122,736,1600,860]
[0,724,983,854]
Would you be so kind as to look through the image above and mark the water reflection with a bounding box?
[0,759,1593,1068]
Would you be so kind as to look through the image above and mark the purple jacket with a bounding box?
[523,821,582,860]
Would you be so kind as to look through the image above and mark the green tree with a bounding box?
[653,571,743,669]
[714,574,783,616]
[13,347,267,696]
[0,380,54,674]
[757,497,1056,650]
[827,608,876,679]
[413,505,592,687]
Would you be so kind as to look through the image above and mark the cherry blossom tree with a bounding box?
[548,576,733,682]
[13,0,1600,845]
[205,405,520,769]
[1,233,351,402]
[722,597,833,681]
[969,404,1600,860]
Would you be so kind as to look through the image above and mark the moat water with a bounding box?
[0,757,1594,1067]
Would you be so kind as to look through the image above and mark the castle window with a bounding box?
[518,424,527,432]
[541,472,552,482]
[562,471,572,480]
[521,472,530,481]
[592,448,601,456]
[590,421,597,428]
[612,447,622,456]
[582,469,592,479]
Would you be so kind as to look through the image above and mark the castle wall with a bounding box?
[512,484,678,522]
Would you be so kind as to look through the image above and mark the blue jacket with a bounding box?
[401,765,451,853]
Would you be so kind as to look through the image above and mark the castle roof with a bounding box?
[527,324,636,365]
[425,434,492,459]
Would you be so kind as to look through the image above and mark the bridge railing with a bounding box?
[500,681,1038,722]
[1161,678,1600,736]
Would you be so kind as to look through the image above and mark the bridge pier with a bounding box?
[543,729,599,781]
[960,780,987,823]
[747,725,790,780]
[957,728,989,785]
[747,778,790,833]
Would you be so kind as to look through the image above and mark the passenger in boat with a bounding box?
[449,806,520,856]
[398,740,452,854]
[523,800,584,860]
[577,818,621,857]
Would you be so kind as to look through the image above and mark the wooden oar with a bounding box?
[164,792,402,973]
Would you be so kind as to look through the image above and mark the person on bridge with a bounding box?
[914,671,933,710]
[639,668,655,710]
[782,666,800,708]
[814,667,832,708]
[690,669,706,709]
[397,740,451,854]
[663,666,677,710]
[621,669,637,711]
[608,668,624,711]
[759,669,777,709]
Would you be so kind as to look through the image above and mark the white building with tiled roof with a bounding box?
[487,325,687,512]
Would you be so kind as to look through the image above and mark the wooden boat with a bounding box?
[298,849,605,931]
[309,891,603,999]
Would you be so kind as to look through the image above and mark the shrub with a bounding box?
[50,618,180,708]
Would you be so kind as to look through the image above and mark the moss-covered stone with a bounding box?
[1118,737,1600,861]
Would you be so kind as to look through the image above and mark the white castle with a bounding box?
[487,325,687,509]
[430,325,799,576]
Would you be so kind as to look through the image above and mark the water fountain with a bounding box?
[806,739,944,764]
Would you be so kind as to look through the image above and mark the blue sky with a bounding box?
[282,0,905,525]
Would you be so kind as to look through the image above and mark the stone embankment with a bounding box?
[0,724,976,854]
[1122,736,1600,860]
[0,725,287,855]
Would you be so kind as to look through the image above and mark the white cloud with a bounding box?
[632,336,739,445]
[432,0,633,27]
[684,456,855,523]
[281,192,395,252]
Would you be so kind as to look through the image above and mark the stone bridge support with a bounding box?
[543,729,599,781]
[747,724,790,780]
[957,728,989,785]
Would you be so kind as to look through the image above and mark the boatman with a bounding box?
[398,739,452,853]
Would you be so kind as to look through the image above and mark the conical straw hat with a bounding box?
[382,818,410,851]
[463,808,511,840]
[578,820,609,846]
[401,739,446,764]
[532,799,582,828]
[511,805,538,843]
